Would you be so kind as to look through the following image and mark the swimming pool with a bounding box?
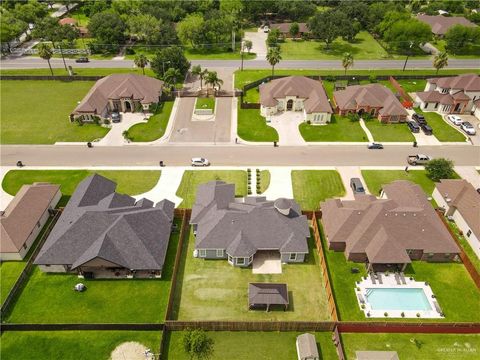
[365,288,432,311]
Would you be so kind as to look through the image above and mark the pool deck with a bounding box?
[355,273,444,319]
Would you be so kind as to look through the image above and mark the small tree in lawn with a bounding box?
[342,52,354,75]
[134,54,149,75]
[243,39,253,53]
[425,158,455,182]
[433,51,448,74]
[183,329,214,360]
[266,46,282,77]
[289,22,300,40]
[191,65,208,90]
[37,42,54,76]
[163,67,182,91]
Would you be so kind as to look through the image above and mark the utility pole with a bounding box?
[402,41,414,72]
[58,43,68,72]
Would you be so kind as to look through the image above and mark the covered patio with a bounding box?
[248,282,289,312]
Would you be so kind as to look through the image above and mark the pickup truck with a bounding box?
[407,154,431,165]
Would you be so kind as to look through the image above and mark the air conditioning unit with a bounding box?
[193,249,199,258]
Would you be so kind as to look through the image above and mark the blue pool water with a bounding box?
[365,288,432,311]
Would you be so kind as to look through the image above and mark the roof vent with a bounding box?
[446,198,451,203]
[274,198,292,216]
[403,213,406,216]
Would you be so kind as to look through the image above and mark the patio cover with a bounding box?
[248,283,289,311]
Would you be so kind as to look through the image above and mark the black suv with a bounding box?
[412,113,427,124]
[407,121,420,133]
[75,57,89,63]
[420,123,433,135]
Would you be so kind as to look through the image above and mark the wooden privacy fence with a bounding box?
[389,76,414,102]
[1,323,163,331]
[337,322,480,334]
[333,325,346,360]
[164,321,335,332]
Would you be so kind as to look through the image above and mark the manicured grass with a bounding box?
[195,97,215,111]
[447,220,480,275]
[415,108,467,142]
[127,101,174,142]
[0,68,156,77]
[237,106,279,142]
[299,116,369,142]
[292,171,345,211]
[363,119,415,142]
[341,333,480,360]
[0,262,25,305]
[279,32,391,60]
[396,79,427,93]
[257,170,270,194]
[176,170,247,208]
[0,331,161,360]
[184,47,256,60]
[172,228,331,321]
[0,81,110,144]
[2,170,160,207]
[5,219,181,323]
[164,331,337,360]
[433,39,480,59]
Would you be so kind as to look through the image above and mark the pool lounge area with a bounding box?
[355,273,444,319]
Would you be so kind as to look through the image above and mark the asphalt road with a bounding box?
[1,57,479,70]
[2,145,479,167]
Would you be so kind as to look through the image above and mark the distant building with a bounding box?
[270,22,310,38]
[416,14,477,36]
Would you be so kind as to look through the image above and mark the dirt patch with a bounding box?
[110,341,153,360]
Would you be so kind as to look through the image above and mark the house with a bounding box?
[71,74,164,122]
[416,14,477,36]
[433,179,480,259]
[58,17,77,26]
[190,181,310,267]
[270,22,310,38]
[355,351,399,360]
[259,76,333,124]
[296,333,319,360]
[321,181,459,271]
[1,183,61,261]
[333,84,408,123]
[248,283,289,311]
[473,98,480,119]
[415,73,480,114]
[35,174,175,279]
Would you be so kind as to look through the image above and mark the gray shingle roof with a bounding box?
[248,283,289,306]
[297,333,319,359]
[190,181,309,257]
[35,174,174,271]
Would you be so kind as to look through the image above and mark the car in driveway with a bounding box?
[412,113,427,125]
[367,142,384,149]
[191,157,210,166]
[111,111,121,123]
[407,121,420,133]
[75,57,89,63]
[350,178,365,194]
[447,115,463,126]
[420,123,433,135]
[461,121,476,135]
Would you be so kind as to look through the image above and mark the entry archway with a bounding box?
[286,99,294,111]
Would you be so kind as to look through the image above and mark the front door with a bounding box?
[124,101,132,112]
[286,99,293,111]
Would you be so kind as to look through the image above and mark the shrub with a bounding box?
[183,329,214,360]
[401,312,405,317]
[369,75,377,83]
[384,312,388,317]
[425,158,455,182]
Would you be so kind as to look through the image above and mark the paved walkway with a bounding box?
[454,166,480,188]
[268,112,306,146]
[336,166,370,200]
[0,167,14,211]
[359,119,374,143]
[133,167,185,206]
[96,113,148,146]
[262,167,293,200]
[243,29,267,60]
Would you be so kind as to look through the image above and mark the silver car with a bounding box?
[461,122,476,135]
[447,115,463,126]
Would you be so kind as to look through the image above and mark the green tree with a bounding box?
[163,67,182,90]
[31,17,61,46]
[37,42,54,76]
[445,25,480,54]
[341,20,361,42]
[88,10,126,51]
[220,0,243,51]
[289,22,300,39]
[243,39,253,53]
[342,52,354,75]
[13,0,47,24]
[151,45,191,78]
[205,71,224,94]
[177,13,204,48]
[0,10,27,54]
[183,329,214,360]
[433,51,448,74]
[425,158,455,182]
[383,18,432,54]
[127,14,160,44]
[266,28,281,47]
[191,65,208,89]
[308,9,343,49]
[266,46,282,76]
[134,54,149,75]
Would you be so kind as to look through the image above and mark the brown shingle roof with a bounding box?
[416,91,454,105]
[436,179,480,239]
[259,76,332,114]
[270,23,309,34]
[428,73,480,91]
[417,15,477,35]
[1,183,60,253]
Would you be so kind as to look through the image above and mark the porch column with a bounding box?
[401,263,407,272]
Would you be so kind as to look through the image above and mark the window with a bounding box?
[199,249,206,257]
[237,257,245,265]
[434,102,439,109]
[467,230,472,237]
[228,255,233,263]
[289,253,297,261]
[248,255,253,264]
[216,249,224,257]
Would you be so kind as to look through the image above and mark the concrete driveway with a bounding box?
[267,112,306,146]
[454,114,480,145]
[337,166,370,200]
[96,112,147,146]
[244,29,267,60]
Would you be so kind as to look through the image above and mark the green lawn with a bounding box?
[0,331,161,360]
[0,261,25,305]
[127,101,174,142]
[176,170,247,208]
[195,97,215,111]
[257,170,270,194]
[69,8,90,26]
[299,116,369,142]
[396,79,427,93]
[447,221,480,274]
[0,67,156,77]
[292,171,345,211]
[433,39,480,59]
[414,108,467,142]
[279,32,391,60]
[164,331,337,360]
[172,228,331,321]
[2,170,160,207]
[184,47,256,60]
[0,81,110,144]
[5,218,181,323]
[363,119,415,142]
[341,333,480,360]
[237,106,279,142]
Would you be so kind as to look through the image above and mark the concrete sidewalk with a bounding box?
[133,167,185,206]
[454,166,480,188]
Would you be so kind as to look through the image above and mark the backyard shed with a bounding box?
[248,283,289,311]
[296,333,319,360]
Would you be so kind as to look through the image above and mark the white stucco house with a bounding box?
[433,179,480,260]
[259,76,333,124]
[415,73,480,115]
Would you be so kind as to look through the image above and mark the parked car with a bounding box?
[420,123,433,135]
[461,121,476,135]
[75,57,89,63]
[262,25,269,33]
[350,178,365,194]
[111,111,121,123]
[412,113,427,125]
[367,142,384,149]
[447,114,463,126]
[191,157,210,166]
[407,121,420,133]
[407,154,431,165]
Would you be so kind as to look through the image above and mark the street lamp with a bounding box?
[402,41,414,72]
[162,60,171,75]
[240,41,245,71]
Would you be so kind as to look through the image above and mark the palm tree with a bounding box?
[134,54,149,75]
[191,65,208,89]
[342,52,354,75]
[266,47,282,77]
[205,71,224,95]
[37,43,54,76]
[163,67,182,91]
[433,51,448,74]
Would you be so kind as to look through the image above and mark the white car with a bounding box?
[461,122,476,135]
[447,115,463,125]
[191,157,210,166]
